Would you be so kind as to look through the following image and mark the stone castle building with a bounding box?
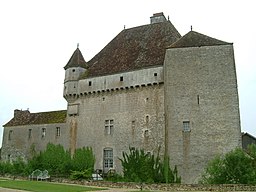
[1,13,241,183]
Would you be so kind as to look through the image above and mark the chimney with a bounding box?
[14,109,30,118]
[150,12,167,24]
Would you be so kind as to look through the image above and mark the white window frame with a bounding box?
[183,121,190,132]
[105,119,114,135]
[103,148,113,171]
[56,127,61,137]
[42,128,46,138]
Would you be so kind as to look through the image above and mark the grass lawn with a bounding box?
[0,179,104,192]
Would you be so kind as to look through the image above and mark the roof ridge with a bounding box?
[168,30,231,49]
[32,109,67,114]
[85,21,181,78]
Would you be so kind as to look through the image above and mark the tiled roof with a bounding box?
[169,31,231,48]
[4,110,67,127]
[64,48,87,70]
[85,21,181,78]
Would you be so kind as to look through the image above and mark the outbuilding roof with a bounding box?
[85,21,181,78]
[169,31,231,48]
[4,110,67,127]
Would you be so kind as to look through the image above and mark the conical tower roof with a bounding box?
[64,48,87,70]
[169,31,231,48]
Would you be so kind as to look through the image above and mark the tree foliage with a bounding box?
[0,143,95,179]
[72,147,95,172]
[120,147,181,183]
[39,143,71,175]
[201,145,256,184]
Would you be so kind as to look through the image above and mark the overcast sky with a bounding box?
[0,0,255,147]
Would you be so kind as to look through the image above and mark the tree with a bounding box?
[72,147,95,172]
[201,147,256,184]
[40,143,71,176]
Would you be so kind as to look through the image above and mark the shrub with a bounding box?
[201,146,256,184]
[72,147,95,172]
[70,169,92,180]
[120,147,180,183]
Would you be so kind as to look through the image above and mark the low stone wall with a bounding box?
[85,181,256,191]
[52,179,256,191]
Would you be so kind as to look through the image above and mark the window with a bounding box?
[105,119,114,135]
[89,81,92,86]
[8,154,11,162]
[120,76,123,81]
[42,128,46,138]
[154,73,157,77]
[28,129,32,139]
[8,130,13,140]
[145,115,149,124]
[144,129,149,137]
[183,121,190,132]
[132,120,135,128]
[103,148,113,170]
[56,127,60,137]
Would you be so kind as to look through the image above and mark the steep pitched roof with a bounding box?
[4,110,67,127]
[169,31,231,48]
[64,48,87,70]
[85,21,181,78]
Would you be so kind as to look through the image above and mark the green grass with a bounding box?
[0,179,105,192]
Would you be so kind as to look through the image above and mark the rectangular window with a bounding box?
[183,121,190,132]
[120,76,123,81]
[8,130,13,140]
[56,127,60,137]
[42,128,46,138]
[105,119,114,135]
[89,81,92,86]
[8,154,11,162]
[28,129,32,139]
[103,149,113,169]
[154,73,157,77]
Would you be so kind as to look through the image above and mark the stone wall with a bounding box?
[1,122,68,162]
[164,44,241,183]
[86,181,256,191]
[68,83,165,173]
[49,179,256,191]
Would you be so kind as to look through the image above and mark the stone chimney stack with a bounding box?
[14,109,30,118]
[150,12,167,24]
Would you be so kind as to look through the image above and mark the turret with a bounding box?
[63,47,87,103]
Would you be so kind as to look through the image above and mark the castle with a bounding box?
[1,13,241,183]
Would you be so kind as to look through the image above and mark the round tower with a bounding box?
[63,47,87,103]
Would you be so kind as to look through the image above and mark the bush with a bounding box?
[70,169,92,180]
[0,143,95,179]
[0,161,13,175]
[72,147,95,172]
[201,146,256,184]
[120,147,180,183]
